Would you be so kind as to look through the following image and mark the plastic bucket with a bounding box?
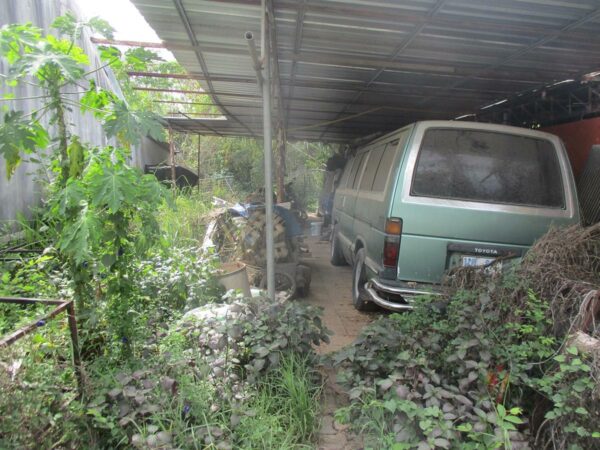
[310,221,322,237]
[216,261,251,297]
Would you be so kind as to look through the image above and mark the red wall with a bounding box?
[542,117,600,177]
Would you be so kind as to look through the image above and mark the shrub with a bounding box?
[84,295,329,448]
[334,263,600,449]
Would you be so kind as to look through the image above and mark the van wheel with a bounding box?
[352,249,373,311]
[330,228,347,266]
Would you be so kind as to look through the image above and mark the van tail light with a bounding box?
[383,218,402,268]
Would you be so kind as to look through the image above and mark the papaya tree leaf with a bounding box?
[57,179,86,215]
[89,165,137,213]
[80,81,117,117]
[124,47,163,70]
[67,136,85,179]
[0,23,42,64]
[52,12,115,41]
[0,111,49,178]
[87,17,115,40]
[58,204,100,264]
[15,43,86,82]
[51,11,80,39]
[103,100,165,145]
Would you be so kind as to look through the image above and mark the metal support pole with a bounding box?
[245,32,264,87]
[261,0,275,301]
[169,126,176,193]
[197,134,202,193]
[66,302,84,396]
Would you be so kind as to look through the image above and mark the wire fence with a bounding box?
[196,175,237,198]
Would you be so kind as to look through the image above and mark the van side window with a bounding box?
[359,144,386,191]
[411,128,565,208]
[349,153,367,189]
[338,157,354,189]
[372,136,403,192]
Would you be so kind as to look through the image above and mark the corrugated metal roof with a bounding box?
[131,0,600,142]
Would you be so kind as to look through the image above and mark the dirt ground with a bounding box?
[301,233,375,450]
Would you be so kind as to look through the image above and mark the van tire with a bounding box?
[352,248,373,311]
[330,229,347,266]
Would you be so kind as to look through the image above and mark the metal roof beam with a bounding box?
[420,6,600,108]
[318,0,448,139]
[273,0,600,44]
[284,0,306,128]
[172,0,257,138]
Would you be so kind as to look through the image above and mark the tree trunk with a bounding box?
[275,125,286,203]
[50,84,69,186]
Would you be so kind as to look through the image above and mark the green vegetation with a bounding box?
[0,13,327,449]
[333,225,600,450]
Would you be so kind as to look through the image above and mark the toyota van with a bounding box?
[330,121,580,311]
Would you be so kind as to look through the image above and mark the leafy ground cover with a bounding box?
[333,224,600,450]
[0,12,328,449]
[0,245,329,448]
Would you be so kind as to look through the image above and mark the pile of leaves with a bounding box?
[333,224,600,450]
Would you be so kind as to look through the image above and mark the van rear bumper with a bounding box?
[365,278,443,312]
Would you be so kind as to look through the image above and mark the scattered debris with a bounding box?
[202,197,313,299]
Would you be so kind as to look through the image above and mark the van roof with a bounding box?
[362,120,561,149]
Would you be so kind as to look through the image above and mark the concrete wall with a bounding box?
[0,0,168,226]
[542,117,600,178]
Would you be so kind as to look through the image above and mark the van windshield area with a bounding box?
[411,128,565,208]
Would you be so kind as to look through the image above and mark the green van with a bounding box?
[330,121,580,311]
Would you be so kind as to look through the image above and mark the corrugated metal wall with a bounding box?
[578,146,600,226]
[542,117,600,178]
[0,0,168,226]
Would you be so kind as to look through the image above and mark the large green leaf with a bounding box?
[15,42,86,82]
[52,12,115,40]
[88,164,137,213]
[58,204,100,264]
[80,81,117,117]
[0,23,41,64]
[0,111,49,178]
[57,179,86,215]
[124,47,163,71]
[50,12,81,39]
[46,35,89,65]
[103,100,165,146]
[67,136,85,179]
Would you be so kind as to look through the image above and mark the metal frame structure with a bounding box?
[0,297,83,394]
[119,0,600,299]
[467,79,600,128]
[128,0,600,142]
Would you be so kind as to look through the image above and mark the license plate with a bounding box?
[461,256,496,267]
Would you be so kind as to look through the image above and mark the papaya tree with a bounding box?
[0,12,169,339]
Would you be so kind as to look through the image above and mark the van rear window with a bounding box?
[411,128,565,208]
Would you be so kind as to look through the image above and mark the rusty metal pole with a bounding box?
[169,126,176,193]
[197,134,202,193]
[261,0,275,301]
[276,127,286,202]
[66,301,84,396]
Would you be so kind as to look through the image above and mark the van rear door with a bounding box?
[391,124,579,284]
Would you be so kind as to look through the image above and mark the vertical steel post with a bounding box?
[197,134,202,193]
[261,0,275,301]
[169,126,176,192]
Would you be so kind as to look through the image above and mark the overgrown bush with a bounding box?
[84,295,329,449]
[334,224,600,450]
